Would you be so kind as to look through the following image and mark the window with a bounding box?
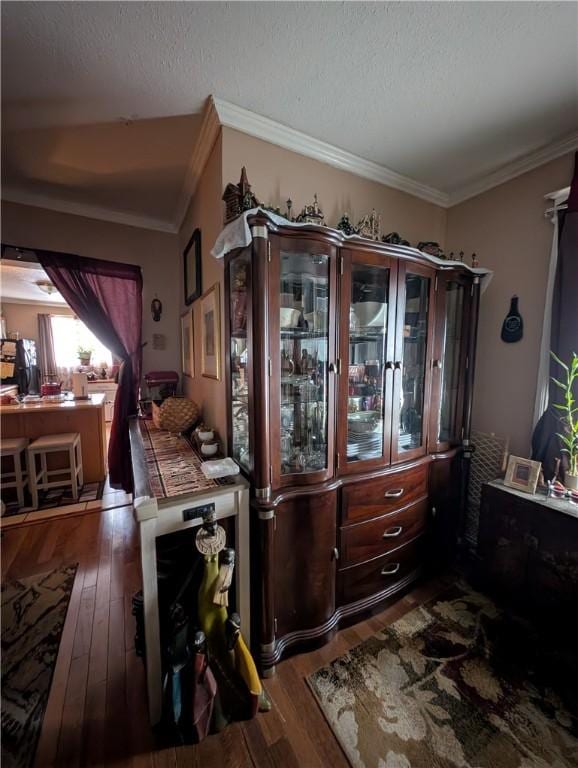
[51,315,113,368]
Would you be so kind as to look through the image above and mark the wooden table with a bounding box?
[129,418,250,725]
[1,393,107,483]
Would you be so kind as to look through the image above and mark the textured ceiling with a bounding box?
[2,1,577,214]
[0,262,66,305]
[2,115,201,222]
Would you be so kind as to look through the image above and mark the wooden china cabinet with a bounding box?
[225,213,482,674]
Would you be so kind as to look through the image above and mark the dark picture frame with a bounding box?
[183,228,202,305]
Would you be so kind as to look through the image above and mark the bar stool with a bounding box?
[1,437,29,509]
[27,433,83,509]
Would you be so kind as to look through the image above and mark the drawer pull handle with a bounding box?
[381,563,400,576]
[383,525,403,538]
[384,488,404,498]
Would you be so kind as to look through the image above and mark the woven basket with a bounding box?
[152,396,200,433]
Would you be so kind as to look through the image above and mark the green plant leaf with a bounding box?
[550,351,569,371]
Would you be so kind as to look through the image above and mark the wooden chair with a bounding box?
[27,433,83,509]
[1,437,29,509]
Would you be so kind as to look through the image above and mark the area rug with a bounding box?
[1,564,78,768]
[308,583,578,768]
[2,481,104,517]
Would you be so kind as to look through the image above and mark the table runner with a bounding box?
[138,419,218,499]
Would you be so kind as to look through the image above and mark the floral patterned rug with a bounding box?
[308,583,578,768]
[1,565,78,768]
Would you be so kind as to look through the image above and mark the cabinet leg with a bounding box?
[140,519,162,726]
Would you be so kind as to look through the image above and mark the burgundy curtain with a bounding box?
[532,152,578,480]
[36,250,142,491]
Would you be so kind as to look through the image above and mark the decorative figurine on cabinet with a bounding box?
[418,241,445,258]
[357,209,381,240]
[222,167,260,224]
[337,213,358,236]
[296,194,325,225]
[262,203,282,216]
[382,231,410,246]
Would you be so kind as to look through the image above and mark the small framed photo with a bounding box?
[200,283,221,380]
[180,309,194,377]
[504,455,541,494]
[183,228,202,305]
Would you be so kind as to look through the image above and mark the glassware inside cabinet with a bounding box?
[279,250,329,475]
[398,273,430,453]
[230,253,251,470]
[347,264,390,462]
[439,281,465,443]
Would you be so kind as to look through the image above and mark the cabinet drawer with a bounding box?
[340,498,429,566]
[342,464,428,524]
[339,536,425,606]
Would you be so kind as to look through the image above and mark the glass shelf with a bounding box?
[438,280,465,445]
[230,253,252,471]
[398,273,430,453]
[279,250,330,476]
[344,262,390,465]
[280,329,328,341]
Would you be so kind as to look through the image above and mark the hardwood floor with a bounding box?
[1,506,450,768]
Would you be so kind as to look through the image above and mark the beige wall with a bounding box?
[222,128,447,246]
[178,132,225,437]
[1,201,181,379]
[1,301,74,346]
[4,131,570,462]
[179,128,448,445]
[446,153,574,456]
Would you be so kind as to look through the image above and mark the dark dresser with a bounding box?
[478,479,578,630]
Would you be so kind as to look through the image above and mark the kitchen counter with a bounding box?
[1,393,107,482]
[0,383,19,397]
[1,393,105,413]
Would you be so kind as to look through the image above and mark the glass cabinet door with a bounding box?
[229,251,252,471]
[270,239,336,486]
[338,252,396,472]
[392,265,434,462]
[430,274,469,451]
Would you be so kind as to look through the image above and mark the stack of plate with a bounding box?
[347,429,382,459]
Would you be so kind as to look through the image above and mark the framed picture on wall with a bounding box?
[184,228,202,305]
[504,455,541,494]
[180,309,194,377]
[200,283,221,380]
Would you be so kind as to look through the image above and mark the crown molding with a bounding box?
[213,98,450,208]
[0,296,68,307]
[448,133,578,206]
[2,187,177,233]
[173,97,222,230]
[213,98,578,210]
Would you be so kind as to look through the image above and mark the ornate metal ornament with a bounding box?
[195,524,226,556]
[418,241,445,259]
[296,193,325,225]
[222,167,260,224]
[356,209,381,240]
[337,213,358,236]
[382,231,409,246]
[151,296,162,322]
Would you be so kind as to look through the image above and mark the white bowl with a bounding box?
[354,301,387,328]
[280,308,301,328]
[348,411,379,434]
[197,429,214,442]
[201,442,219,456]
[304,310,326,331]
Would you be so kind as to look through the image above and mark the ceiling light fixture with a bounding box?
[36,280,58,295]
